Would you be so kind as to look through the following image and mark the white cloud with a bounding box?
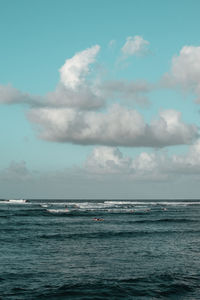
[85,139,200,179]
[85,146,169,181]
[45,84,104,110]
[121,35,149,57]
[29,105,198,147]
[85,146,131,174]
[132,152,159,171]
[2,141,200,197]
[150,110,198,146]
[163,46,200,102]
[0,46,104,110]
[1,44,199,151]
[59,45,100,90]
[172,139,200,173]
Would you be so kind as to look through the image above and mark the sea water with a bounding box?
[0,199,200,299]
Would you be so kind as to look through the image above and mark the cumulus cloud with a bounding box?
[85,139,200,179]
[29,104,198,147]
[0,44,151,113]
[85,146,169,180]
[45,84,104,110]
[0,45,104,110]
[59,45,100,90]
[1,43,199,151]
[85,147,131,174]
[163,46,200,102]
[46,45,104,110]
[172,139,200,173]
[149,110,198,146]
[121,35,149,57]
[2,141,200,191]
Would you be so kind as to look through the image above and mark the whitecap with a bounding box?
[46,209,70,213]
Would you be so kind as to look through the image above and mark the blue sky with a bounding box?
[1,0,200,199]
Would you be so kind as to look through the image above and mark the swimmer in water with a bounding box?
[93,217,104,221]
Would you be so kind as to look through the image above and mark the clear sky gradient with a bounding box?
[1,0,200,199]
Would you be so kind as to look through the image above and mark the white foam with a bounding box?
[46,209,70,213]
[43,200,200,212]
[104,201,137,205]
[39,202,81,208]
[104,201,200,206]
[76,202,105,209]
[1,199,28,204]
[105,208,136,213]
[40,204,49,208]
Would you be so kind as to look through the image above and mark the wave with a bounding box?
[1,206,199,218]
[1,198,200,218]
[46,209,70,214]
[38,229,200,241]
[104,201,200,206]
[0,199,28,205]
[27,273,198,299]
[130,218,199,224]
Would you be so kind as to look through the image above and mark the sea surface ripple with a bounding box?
[0,199,200,299]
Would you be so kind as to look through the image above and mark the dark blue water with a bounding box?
[0,199,200,299]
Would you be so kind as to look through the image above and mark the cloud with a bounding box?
[59,45,100,90]
[85,146,131,174]
[121,35,149,57]
[0,44,152,112]
[0,84,34,105]
[0,161,31,181]
[45,45,104,110]
[29,104,198,147]
[45,84,104,110]
[2,140,200,198]
[85,139,200,179]
[172,139,200,173]
[101,80,151,105]
[1,43,199,151]
[0,45,104,110]
[108,39,116,48]
[0,44,151,110]
[85,146,168,180]
[149,109,198,146]
[163,46,200,102]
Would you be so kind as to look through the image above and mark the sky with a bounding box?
[1,0,200,199]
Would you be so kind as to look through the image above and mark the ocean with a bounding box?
[0,199,200,299]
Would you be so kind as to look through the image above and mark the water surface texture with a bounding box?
[0,199,200,299]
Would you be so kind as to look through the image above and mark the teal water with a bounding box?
[0,199,200,299]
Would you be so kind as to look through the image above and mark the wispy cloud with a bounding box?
[121,35,150,57]
[0,161,31,181]
[0,84,35,105]
[101,79,151,106]
[108,39,116,49]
